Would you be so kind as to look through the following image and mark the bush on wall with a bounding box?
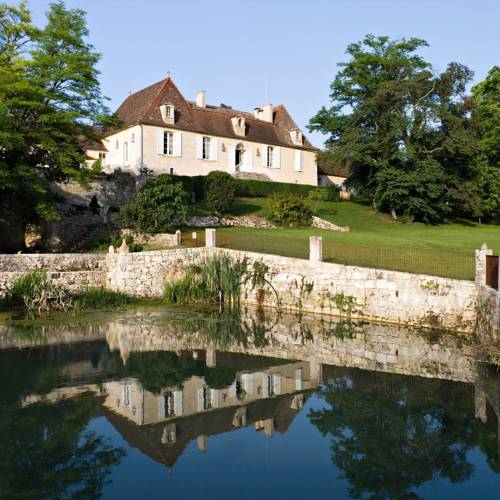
[267,192,313,227]
[118,175,189,233]
[204,171,236,215]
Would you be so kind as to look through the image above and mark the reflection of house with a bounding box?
[85,77,318,185]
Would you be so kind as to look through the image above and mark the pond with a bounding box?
[1,306,499,499]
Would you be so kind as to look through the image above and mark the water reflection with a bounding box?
[1,306,500,498]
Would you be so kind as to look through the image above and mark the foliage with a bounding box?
[0,1,115,225]
[118,175,189,233]
[81,233,143,252]
[267,192,313,227]
[234,178,317,198]
[72,287,134,311]
[308,187,339,212]
[163,253,248,306]
[309,34,492,223]
[204,170,236,215]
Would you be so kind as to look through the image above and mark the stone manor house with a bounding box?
[85,77,318,185]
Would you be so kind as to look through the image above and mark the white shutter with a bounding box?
[262,375,271,398]
[274,147,281,168]
[273,374,282,395]
[262,146,268,167]
[196,136,203,159]
[210,389,220,408]
[295,368,303,390]
[174,390,183,416]
[197,387,204,411]
[173,132,182,156]
[158,394,165,419]
[243,147,252,170]
[210,138,218,161]
[241,373,254,394]
[228,145,236,172]
[229,381,237,398]
[157,129,164,155]
[294,150,303,171]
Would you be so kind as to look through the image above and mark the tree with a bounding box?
[118,174,189,233]
[267,192,313,227]
[309,35,483,223]
[0,1,113,227]
[204,170,236,215]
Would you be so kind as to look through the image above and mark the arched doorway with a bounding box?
[235,143,245,172]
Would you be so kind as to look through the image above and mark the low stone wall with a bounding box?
[120,229,181,247]
[105,248,478,332]
[0,253,105,272]
[477,285,500,340]
[0,270,105,295]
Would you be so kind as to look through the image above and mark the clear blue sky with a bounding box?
[29,0,500,147]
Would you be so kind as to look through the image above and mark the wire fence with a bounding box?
[182,230,475,281]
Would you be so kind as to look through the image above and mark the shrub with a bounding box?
[308,187,339,212]
[205,171,236,215]
[81,233,143,253]
[118,175,189,233]
[72,287,134,311]
[267,192,313,227]
[234,178,317,198]
[164,253,247,306]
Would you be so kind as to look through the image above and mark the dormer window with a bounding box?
[160,104,175,124]
[290,129,303,145]
[231,115,246,136]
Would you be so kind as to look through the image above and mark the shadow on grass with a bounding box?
[229,202,265,216]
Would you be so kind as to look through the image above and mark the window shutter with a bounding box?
[210,389,220,408]
[274,147,281,168]
[262,375,271,397]
[262,146,268,167]
[158,394,165,419]
[173,132,182,156]
[244,147,252,169]
[210,138,218,161]
[273,374,282,395]
[196,136,203,159]
[228,145,236,172]
[157,129,164,155]
[174,390,183,416]
[197,388,204,411]
[295,368,303,390]
[294,150,303,171]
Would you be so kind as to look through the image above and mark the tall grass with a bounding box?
[72,287,134,311]
[163,253,248,306]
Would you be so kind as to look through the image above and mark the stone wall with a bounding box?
[105,248,478,332]
[120,229,181,247]
[477,285,500,340]
[0,253,105,272]
[0,270,105,295]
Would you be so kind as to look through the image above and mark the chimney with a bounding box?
[254,104,273,123]
[196,90,206,108]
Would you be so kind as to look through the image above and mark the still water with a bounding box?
[1,306,499,499]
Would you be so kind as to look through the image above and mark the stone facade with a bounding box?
[105,248,479,332]
[0,253,105,272]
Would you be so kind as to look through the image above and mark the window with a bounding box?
[267,146,274,167]
[99,152,106,160]
[115,140,119,150]
[163,392,175,416]
[163,131,174,155]
[123,142,129,164]
[131,133,135,143]
[202,136,211,160]
[295,131,301,142]
[124,384,132,407]
[203,387,211,409]
[165,105,173,117]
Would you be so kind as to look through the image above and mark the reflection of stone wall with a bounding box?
[106,248,478,332]
[477,285,500,340]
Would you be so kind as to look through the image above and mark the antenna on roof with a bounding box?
[167,70,171,78]
[128,90,132,95]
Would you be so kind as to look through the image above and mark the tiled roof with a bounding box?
[317,152,350,178]
[111,78,316,151]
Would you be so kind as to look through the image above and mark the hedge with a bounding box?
[169,173,337,201]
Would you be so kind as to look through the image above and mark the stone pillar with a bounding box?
[175,230,182,246]
[206,347,216,367]
[309,236,322,263]
[197,434,208,452]
[205,228,216,248]
[118,239,129,254]
[475,244,493,285]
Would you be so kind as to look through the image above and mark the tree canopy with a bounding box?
[309,35,499,223]
[0,1,113,224]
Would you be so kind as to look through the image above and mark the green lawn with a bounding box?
[183,198,500,280]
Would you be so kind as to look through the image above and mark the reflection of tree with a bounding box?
[309,374,487,499]
[0,393,125,499]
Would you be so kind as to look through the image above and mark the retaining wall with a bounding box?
[0,253,105,272]
[477,285,500,340]
[106,248,478,332]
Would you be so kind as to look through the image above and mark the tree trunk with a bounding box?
[390,206,398,221]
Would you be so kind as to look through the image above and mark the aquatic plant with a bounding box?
[163,253,248,306]
[72,287,134,311]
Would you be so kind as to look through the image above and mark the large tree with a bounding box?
[309,35,484,223]
[0,1,112,227]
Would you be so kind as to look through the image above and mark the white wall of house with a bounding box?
[318,174,347,188]
[101,124,317,186]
